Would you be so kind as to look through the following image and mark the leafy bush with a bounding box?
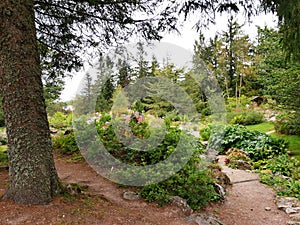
[274,113,300,135]
[225,148,252,169]
[199,125,211,141]
[52,130,79,155]
[209,125,288,161]
[0,146,8,166]
[96,118,184,165]
[93,114,220,209]
[227,111,264,125]
[0,136,7,145]
[140,164,219,210]
[48,112,73,129]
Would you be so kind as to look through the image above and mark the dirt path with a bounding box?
[55,156,192,225]
[0,154,290,224]
[203,155,289,225]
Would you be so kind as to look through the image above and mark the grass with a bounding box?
[246,122,274,133]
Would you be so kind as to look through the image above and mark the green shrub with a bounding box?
[52,130,79,155]
[0,146,8,166]
[209,125,288,161]
[226,96,252,111]
[49,112,73,129]
[96,118,183,165]
[264,154,299,177]
[274,113,300,135]
[93,115,219,209]
[199,126,211,141]
[140,165,219,210]
[227,111,264,126]
[0,136,7,145]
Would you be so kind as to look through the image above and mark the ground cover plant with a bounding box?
[209,124,288,161]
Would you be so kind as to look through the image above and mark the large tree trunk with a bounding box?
[0,0,61,204]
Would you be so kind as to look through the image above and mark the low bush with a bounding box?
[226,96,252,111]
[140,164,219,210]
[209,124,288,161]
[0,136,7,145]
[93,114,220,209]
[52,130,79,155]
[199,125,211,141]
[0,146,8,166]
[274,113,300,135]
[227,111,264,126]
[49,112,73,129]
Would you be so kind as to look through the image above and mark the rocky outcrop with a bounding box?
[276,196,300,225]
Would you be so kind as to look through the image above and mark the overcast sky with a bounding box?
[60,13,277,102]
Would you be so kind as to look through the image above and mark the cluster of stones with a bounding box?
[123,191,226,225]
[276,196,300,225]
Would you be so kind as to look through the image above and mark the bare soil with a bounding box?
[0,154,289,225]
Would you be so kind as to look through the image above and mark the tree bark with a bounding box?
[0,0,61,204]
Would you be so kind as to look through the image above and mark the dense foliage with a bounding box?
[209,125,288,161]
[52,130,79,155]
[76,113,221,209]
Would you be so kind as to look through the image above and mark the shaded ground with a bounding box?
[0,154,290,224]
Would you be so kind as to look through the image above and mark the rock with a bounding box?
[286,207,300,214]
[214,183,226,201]
[208,165,231,187]
[185,213,226,225]
[64,183,88,196]
[265,207,271,211]
[290,213,300,221]
[170,196,193,215]
[236,160,252,170]
[276,196,300,225]
[276,196,300,210]
[123,191,141,201]
[288,221,300,225]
